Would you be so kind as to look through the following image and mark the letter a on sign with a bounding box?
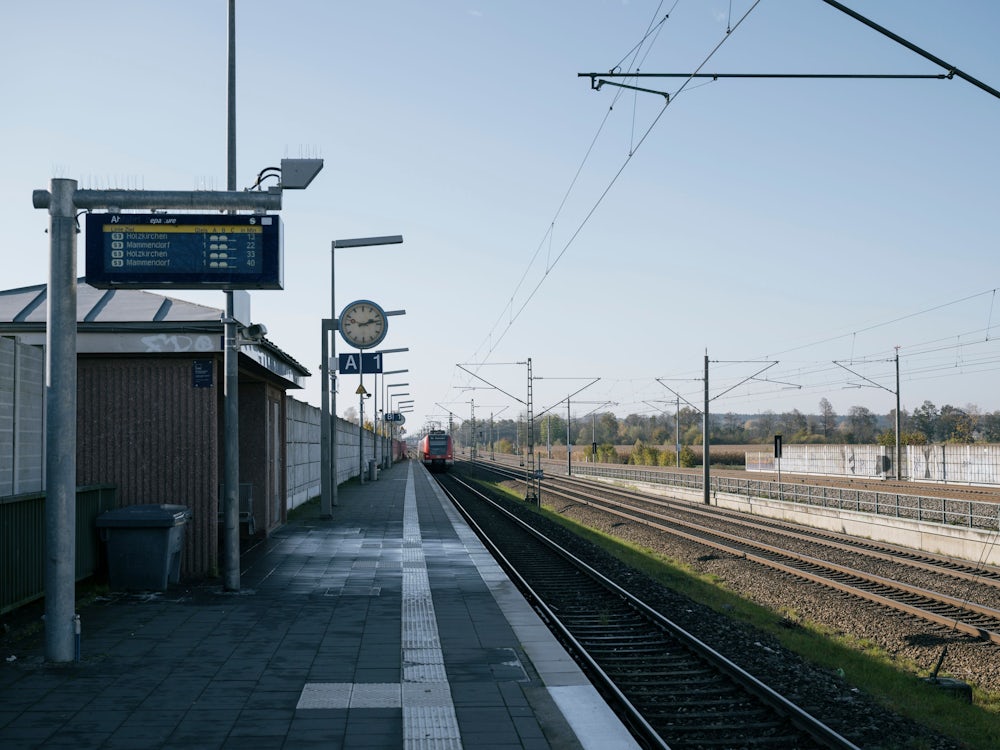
[339,353,360,374]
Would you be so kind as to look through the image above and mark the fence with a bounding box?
[1,484,116,615]
[571,464,1000,533]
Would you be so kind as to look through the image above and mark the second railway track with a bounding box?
[479,460,1000,645]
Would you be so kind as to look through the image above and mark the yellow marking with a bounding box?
[104,224,263,234]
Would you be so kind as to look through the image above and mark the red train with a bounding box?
[419,430,454,472]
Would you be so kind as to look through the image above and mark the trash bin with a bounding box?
[368,459,378,481]
[97,504,192,591]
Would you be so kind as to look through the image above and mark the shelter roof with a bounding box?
[0,280,310,386]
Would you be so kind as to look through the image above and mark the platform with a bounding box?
[0,460,638,749]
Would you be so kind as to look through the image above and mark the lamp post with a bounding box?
[384,378,409,467]
[322,235,402,517]
[392,396,413,459]
[373,352,407,470]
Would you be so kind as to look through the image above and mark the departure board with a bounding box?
[85,213,283,289]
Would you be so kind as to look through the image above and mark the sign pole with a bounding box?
[43,179,78,663]
[775,433,783,496]
[359,355,365,483]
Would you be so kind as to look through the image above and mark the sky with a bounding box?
[3,1,1000,436]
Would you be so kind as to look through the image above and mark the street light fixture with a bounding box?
[390,394,413,460]
[321,235,402,518]
[373,352,407,469]
[384,378,409,467]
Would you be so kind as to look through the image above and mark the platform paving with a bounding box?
[0,460,638,749]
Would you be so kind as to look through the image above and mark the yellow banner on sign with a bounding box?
[356,385,368,395]
[104,224,263,234]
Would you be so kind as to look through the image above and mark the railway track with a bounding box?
[497,453,1000,504]
[436,472,861,750]
[475,460,1000,646]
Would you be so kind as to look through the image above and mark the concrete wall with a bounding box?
[285,396,386,510]
[748,442,1000,487]
[286,397,320,511]
[0,337,45,496]
[907,443,1000,485]
[747,444,892,478]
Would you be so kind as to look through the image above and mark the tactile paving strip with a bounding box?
[297,463,462,748]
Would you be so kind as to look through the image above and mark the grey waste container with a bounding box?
[97,504,192,591]
[368,459,378,481]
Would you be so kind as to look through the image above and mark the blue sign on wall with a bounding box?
[192,359,214,388]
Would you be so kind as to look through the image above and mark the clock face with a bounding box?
[339,299,388,349]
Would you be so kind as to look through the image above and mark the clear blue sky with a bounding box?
[4,1,999,435]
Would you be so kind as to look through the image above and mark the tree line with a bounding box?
[446,398,999,450]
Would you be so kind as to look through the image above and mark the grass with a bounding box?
[468,474,1000,750]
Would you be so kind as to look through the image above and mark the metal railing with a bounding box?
[1,484,117,615]
[571,464,1000,532]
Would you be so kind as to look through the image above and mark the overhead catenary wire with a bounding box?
[441,2,999,426]
[464,2,762,368]
[470,5,675,368]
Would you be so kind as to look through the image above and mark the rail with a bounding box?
[569,464,1000,532]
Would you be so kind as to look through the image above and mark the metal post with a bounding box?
[592,413,596,462]
[470,399,476,462]
[895,348,902,480]
[320,320,332,517]
[675,395,680,467]
[546,414,551,459]
[358,382,365,484]
[222,0,240,591]
[331,287,338,508]
[44,178,78,662]
[223,295,239,590]
[566,398,572,476]
[703,352,710,505]
[227,0,236,192]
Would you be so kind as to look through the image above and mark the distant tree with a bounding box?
[683,424,702,445]
[911,400,939,441]
[649,415,671,445]
[495,438,513,454]
[720,412,745,443]
[847,405,878,442]
[877,429,928,446]
[937,404,977,443]
[782,409,808,439]
[819,398,836,438]
[807,414,821,436]
[344,406,359,425]
[678,406,700,438]
[679,445,698,468]
[596,443,621,463]
[658,448,678,467]
[937,404,971,442]
[598,412,619,445]
[627,439,662,466]
[752,411,776,442]
[981,411,1000,442]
